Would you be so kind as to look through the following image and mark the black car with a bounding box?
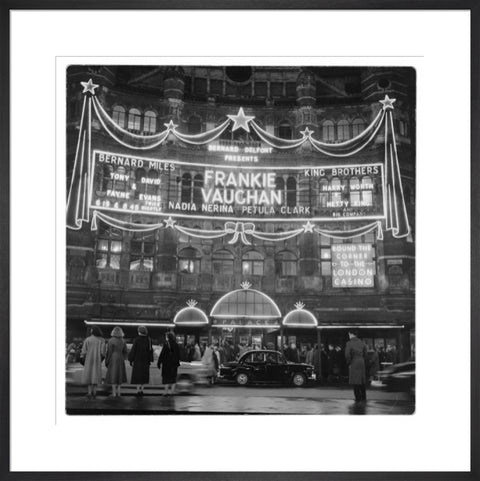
[219,350,316,387]
[371,361,415,395]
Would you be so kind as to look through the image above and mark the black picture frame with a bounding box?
[1,2,478,480]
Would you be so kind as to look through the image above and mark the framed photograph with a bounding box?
[3,3,478,480]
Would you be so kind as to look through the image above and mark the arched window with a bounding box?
[330,177,342,204]
[212,249,234,276]
[181,173,192,203]
[112,105,126,127]
[193,174,204,206]
[361,176,373,206]
[143,110,157,133]
[275,177,285,203]
[278,120,292,140]
[130,231,155,271]
[242,250,264,276]
[102,164,114,191]
[349,176,360,205]
[95,226,123,270]
[135,168,147,196]
[187,115,202,134]
[128,108,142,131]
[113,166,128,192]
[318,178,329,207]
[337,119,350,141]
[286,177,296,207]
[352,118,366,137]
[146,170,160,195]
[178,247,201,274]
[275,250,297,277]
[322,120,335,142]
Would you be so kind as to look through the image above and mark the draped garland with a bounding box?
[67,79,410,244]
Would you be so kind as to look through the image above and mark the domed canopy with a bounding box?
[173,306,209,326]
[283,308,317,327]
[210,288,281,319]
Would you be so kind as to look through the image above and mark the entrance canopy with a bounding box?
[210,284,281,319]
[283,306,318,328]
[174,301,209,326]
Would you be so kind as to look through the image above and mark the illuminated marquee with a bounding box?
[90,150,385,222]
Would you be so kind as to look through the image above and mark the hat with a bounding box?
[138,325,148,336]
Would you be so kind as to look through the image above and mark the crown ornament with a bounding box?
[240,281,252,290]
[294,301,305,310]
[186,299,198,307]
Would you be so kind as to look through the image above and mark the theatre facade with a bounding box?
[66,66,415,366]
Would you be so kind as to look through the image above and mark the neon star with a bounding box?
[300,127,314,138]
[379,95,396,110]
[164,217,176,228]
[227,107,255,132]
[80,79,99,95]
[302,221,315,233]
[164,120,178,130]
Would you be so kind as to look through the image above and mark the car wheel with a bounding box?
[235,372,249,386]
[292,373,306,387]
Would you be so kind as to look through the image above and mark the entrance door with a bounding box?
[251,334,263,350]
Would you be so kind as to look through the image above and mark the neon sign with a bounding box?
[331,244,375,288]
[90,150,385,222]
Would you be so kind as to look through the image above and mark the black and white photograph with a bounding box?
[65,65,416,415]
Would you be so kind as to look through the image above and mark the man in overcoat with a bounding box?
[345,329,368,402]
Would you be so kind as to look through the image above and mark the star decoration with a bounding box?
[80,79,99,95]
[164,217,176,228]
[164,120,178,130]
[300,127,314,138]
[227,107,255,133]
[379,95,396,111]
[302,220,315,233]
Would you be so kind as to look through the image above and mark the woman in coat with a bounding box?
[157,331,180,396]
[128,325,153,397]
[81,325,106,399]
[345,329,368,402]
[105,326,127,397]
[201,345,218,384]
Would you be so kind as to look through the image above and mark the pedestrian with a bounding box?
[202,344,218,384]
[157,331,180,396]
[80,325,106,399]
[193,343,202,361]
[66,341,77,364]
[285,342,299,363]
[186,341,195,362]
[368,347,380,383]
[345,329,368,402]
[128,325,153,397]
[305,344,313,365]
[105,326,127,397]
[223,340,233,362]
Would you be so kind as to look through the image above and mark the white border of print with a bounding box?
[10,10,470,472]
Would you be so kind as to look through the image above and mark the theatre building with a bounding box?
[66,66,415,370]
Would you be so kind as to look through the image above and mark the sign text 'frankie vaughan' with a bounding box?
[91,150,386,222]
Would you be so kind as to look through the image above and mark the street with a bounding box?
[66,384,414,415]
